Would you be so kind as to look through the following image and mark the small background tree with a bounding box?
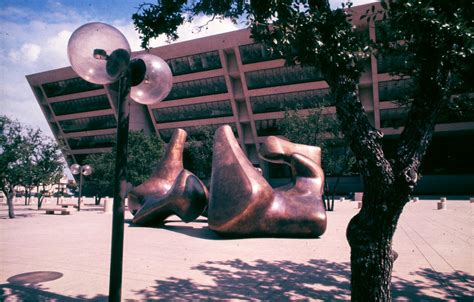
[30,135,63,209]
[278,103,357,210]
[185,126,214,183]
[82,131,165,203]
[1,116,64,216]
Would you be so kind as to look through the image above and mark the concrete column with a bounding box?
[438,197,447,210]
[104,196,113,213]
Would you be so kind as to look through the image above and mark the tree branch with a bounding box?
[394,70,446,191]
[331,77,394,186]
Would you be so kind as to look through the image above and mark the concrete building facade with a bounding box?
[26,4,474,194]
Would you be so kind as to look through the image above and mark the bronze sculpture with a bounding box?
[128,129,208,225]
[208,125,326,237]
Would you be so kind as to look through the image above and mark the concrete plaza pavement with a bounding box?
[0,199,472,301]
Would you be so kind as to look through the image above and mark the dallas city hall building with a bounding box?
[27,4,474,195]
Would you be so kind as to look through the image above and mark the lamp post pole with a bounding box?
[70,164,92,211]
[78,173,83,211]
[67,22,172,302]
[56,181,61,205]
[108,75,131,302]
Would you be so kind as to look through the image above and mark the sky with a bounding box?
[0,0,375,138]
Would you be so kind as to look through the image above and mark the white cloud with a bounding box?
[150,14,240,47]
[8,43,42,63]
[0,3,242,139]
[330,0,378,8]
[114,14,240,52]
[5,1,378,138]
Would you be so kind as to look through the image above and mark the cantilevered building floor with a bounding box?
[27,4,474,195]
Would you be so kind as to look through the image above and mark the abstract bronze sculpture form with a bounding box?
[128,129,208,225]
[208,125,326,237]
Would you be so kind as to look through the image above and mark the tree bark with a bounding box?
[6,187,15,219]
[37,185,43,210]
[348,228,395,301]
[328,75,402,300]
[329,175,341,211]
[346,181,405,301]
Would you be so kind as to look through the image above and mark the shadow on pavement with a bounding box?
[392,267,473,301]
[128,258,473,301]
[128,219,324,241]
[0,284,85,301]
[0,284,108,301]
[1,262,471,300]
[0,270,107,301]
[130,258,352,301]
[160,224,223,240]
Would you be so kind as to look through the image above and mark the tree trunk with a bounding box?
[6,188,15,219]
[24,189,28,205]
[346,181,406,301]
[37,185,44,210]
[329,175,341,211]
[348,230,394,301]
[95,196,101,205]
[36,185,41,209]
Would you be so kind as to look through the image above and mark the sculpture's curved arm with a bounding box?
[152,128,186,179]
[289,152,324,179]
[259,136,321,166]
[128,128,188,214]
[132,170,208,225]
[127,128,208,222]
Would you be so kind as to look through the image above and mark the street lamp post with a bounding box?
[67,22,172,301]
[56,181,65,205]
[70,164,92,211]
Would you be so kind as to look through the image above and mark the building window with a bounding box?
[250,89,331,113]
[50,95,110,116]
[153,100,233,123]
[437,94,474,123]
[59,115,116,133]
[67,134,115,150]
[239,43,282,64]
[255,119,280,136]
[164,76,227,101]
[159,123,237,142]
[42,77,102,98]
[378,79,414,102]
[375,20,397,42]
[167,51,222,76]
[377,53,414,74]
[245,65,324,90]
[380,108,408,128]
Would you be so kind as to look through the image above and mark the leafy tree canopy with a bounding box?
[185,126,214,181]
[278,104,357,177]
[81,131,165,198]
[1,115,64,216]
[132,1,473,300]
